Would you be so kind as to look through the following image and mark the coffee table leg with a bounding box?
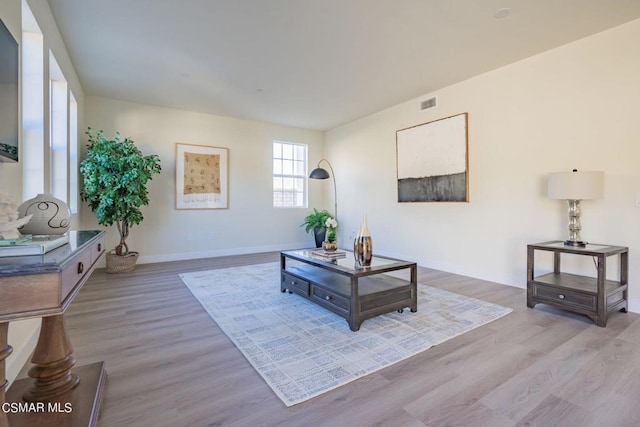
[410,265,417,312]
[349,277,361,331]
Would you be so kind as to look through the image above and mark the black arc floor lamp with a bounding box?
[309,159,337,220]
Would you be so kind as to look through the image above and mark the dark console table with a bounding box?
[0,230,106,427]
[527,241,628,327]
[280,250,417,331]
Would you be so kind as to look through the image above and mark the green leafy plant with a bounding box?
[301,208,332,234]
[80,128,161,256]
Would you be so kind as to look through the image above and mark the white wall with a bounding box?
[0,0,86,384]
[82,97,324,264]
[325,19,640,312]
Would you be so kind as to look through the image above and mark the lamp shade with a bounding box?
[309,167,330,179]
[547,170,604,200]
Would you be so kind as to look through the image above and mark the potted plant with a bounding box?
[80,128,161,273]
[301,208,332,248]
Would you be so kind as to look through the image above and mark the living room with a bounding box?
[1,1,640,426]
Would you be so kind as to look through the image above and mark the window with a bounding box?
[22,0,80,212]
[273,141,307,208]
[49,53,68,203]
[49,52,79,210]
[21,4,44,200]
[68,94,78,213]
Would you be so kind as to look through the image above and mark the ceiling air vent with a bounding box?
[420,97,437,111]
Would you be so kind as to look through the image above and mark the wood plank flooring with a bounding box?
[17,252,640,426]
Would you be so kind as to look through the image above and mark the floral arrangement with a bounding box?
[325,217,338,242]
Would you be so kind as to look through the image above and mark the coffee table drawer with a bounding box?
[282,272,310,296]
[312,287,349,312]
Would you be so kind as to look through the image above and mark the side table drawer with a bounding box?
[282,272,310,296]
[90,234,106,265]
[532,283,596,311]
[61,250,93,303]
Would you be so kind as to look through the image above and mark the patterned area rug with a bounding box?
[179,262,512,406]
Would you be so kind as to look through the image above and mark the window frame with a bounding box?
[272,141,308,208]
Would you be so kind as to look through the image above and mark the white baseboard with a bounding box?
[372,249,640,315]
[122,244,640,316]
[137,241,310,265]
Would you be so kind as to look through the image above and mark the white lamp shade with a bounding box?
[547,171,604,200]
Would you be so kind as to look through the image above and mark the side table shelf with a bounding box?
[526,241,628,327]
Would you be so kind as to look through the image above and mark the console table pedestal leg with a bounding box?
[1,322,12,427]
[4,315,107,427]
[23,315,79,402]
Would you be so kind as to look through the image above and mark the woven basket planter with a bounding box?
[105,251,139,274]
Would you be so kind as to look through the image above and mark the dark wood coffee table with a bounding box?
[280,250,417,331]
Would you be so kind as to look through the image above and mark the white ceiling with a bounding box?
[46,0,640,131]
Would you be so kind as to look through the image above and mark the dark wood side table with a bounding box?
[526,241,628,327]
[0,230,106,427]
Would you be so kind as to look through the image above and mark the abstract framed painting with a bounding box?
[175,143,229,209]
[396,112,469,203]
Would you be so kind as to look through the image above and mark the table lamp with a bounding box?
[547,169,604,247]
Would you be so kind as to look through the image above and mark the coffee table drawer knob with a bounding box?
[325,295,331,301]
[558,294,565,299]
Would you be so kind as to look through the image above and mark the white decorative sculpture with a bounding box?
[0,191,32,240]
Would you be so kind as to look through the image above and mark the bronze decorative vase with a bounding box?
[353,215,372,266]
[323,227,338,252]
[322,240,338,252]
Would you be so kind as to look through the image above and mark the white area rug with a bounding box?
[179,262,512,406]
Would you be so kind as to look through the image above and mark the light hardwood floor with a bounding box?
[19,252,640,426]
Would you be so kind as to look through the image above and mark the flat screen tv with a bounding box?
[0,18,18,163]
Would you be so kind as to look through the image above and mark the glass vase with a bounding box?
[323,229,337,252]
[353,215,372,266]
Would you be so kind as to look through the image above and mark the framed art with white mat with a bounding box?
[176,143,229,209]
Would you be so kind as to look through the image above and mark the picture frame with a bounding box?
[396,112,469,203]
[175,143,229,209]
